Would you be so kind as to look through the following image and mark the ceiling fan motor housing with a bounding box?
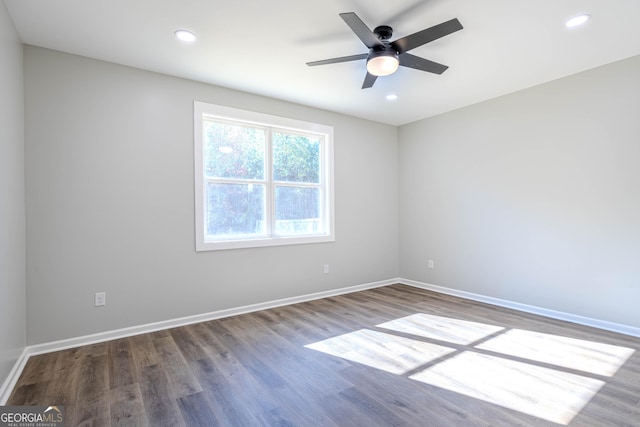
[373,25,393,41]
[368,46,399,60]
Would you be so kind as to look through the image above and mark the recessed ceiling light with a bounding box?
[174,29,197,43]
[565,14,590,28]
[386,94,399,101]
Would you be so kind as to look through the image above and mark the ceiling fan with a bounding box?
[307,12,463,89]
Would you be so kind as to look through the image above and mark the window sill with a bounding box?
[195,234,335,251]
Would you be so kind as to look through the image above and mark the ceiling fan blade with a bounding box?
[391,18,463,54]
[306,53,368,67]
[362,72,377,89]
[340,12,384,49]
[399,53,448,74]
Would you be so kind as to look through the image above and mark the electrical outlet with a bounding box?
[323,264,329,274]
[428,259,434,269]
[95,292,106,307]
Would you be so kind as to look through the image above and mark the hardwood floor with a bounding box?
[8,284,640,426]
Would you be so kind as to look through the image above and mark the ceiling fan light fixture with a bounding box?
[366,51,399,77]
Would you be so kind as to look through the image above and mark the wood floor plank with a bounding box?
[108,339,135,390]
[189,357,261,427]
[194,322,306,426]
[169,326,209,362]
[67,347,111,426]
[338,363,495,427]
[109,383,147,427]
[68,390,111,427]
[318,392,390,427]
[205,320,288,390]
[152,335,203,399]
[7,283,640,426]
[45,365,81,408]
[75,352,109,402]
[176,391,220,427]
[337,386,406,426]
[7,381,50,406]
[231,312,354,394]
[11,351,58,387]
[139,364,186,427]
[128,333,161,382]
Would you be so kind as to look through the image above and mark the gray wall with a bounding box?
[24,46,399,344]
[0,1,26,384]
[18,38,640,349]
[399,55,640,328]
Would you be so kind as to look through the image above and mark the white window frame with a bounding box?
[194,101,335,251]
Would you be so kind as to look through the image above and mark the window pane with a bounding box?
[273,132,320,183]
[206,183,265,237]
[195,101,334,250]
[203,120,265,180]
[275,186,320,235]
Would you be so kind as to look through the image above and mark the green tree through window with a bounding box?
[194,101,334,250]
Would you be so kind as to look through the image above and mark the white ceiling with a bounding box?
[5,0,640,126]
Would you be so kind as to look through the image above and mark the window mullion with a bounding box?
[272,181,321,188]
[265,127,274,237]
[315,139,323,232]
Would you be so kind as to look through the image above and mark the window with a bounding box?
[194,101,334,251]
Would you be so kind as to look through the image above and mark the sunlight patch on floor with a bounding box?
[305,312,630,424]
[305,329,456,374]
[475,329,635,377]
[377,313,505,345]
[410,351,605,425]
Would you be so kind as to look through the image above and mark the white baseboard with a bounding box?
[400,278,640,338]
[0,278,395,404]
[3,276,639,404]
[0,347,29,405]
